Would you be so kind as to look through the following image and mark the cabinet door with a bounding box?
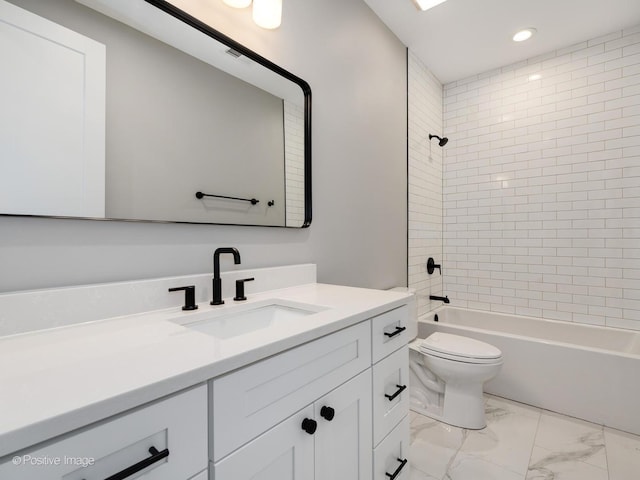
[213,405,314,480]
[314,370,372,480]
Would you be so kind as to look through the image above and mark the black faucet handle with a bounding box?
[168,285,199,311]
[234,277,255,301]
[427,257,442,275]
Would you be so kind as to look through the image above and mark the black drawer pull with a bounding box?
[301,418,317,435]
[102,446,169,480]
[384,326,406,338]
[385,458,408,480]
[385,384,407,401]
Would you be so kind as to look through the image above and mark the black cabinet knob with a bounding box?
[320,406,335,421]
[301,418,317,434]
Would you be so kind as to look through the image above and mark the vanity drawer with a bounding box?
[211,321,371,461]
[373,415,410,480]
[0,385,208,480]
[373,346,410,447]
[371,305,410,364]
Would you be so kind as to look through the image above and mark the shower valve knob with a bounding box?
[427,257,441,275]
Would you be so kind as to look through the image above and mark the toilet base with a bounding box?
[409,388,487,430]
[440,381,487,429]
[410,382,487,430]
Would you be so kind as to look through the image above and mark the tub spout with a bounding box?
[430,295,450,304]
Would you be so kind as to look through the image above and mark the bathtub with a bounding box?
[418,307,640,436]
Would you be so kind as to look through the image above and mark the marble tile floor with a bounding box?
[409,394,640,480]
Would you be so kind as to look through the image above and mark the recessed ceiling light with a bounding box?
[412,0,447,12]
[513,28,536,42]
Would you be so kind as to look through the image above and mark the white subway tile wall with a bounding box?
[284,100,305,227]
[442,26,640,330]
[408,51,444,319]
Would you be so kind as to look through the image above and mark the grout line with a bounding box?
[604,425,611,480]
[525,409,542,478]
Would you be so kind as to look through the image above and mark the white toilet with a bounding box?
[409,332,503,429]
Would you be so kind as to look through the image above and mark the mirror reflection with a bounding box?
[0,0,311,227]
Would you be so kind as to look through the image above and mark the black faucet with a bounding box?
[211,247,241,305]
[429,295,450,304]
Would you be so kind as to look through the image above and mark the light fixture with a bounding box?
[252,0,282,29]
[221,0,282,29]
[223,0,252,8]
[412,0,447,11]
[528,73,542,81]
[513,28,536,42]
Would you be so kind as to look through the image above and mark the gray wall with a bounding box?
[0,0,407,293]
[105,27,286,225]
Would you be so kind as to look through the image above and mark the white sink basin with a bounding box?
[176,300,326,339]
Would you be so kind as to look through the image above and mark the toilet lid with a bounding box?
[420,332,502,361]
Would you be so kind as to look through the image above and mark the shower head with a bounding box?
[429,134,448,147]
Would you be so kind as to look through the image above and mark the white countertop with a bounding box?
[0,282,411,458]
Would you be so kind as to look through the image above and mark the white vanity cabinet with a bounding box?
[370,305,411,480]
[213,370,372,480]
[0,385,208,480]
[210,303,412,480]
[0,276,414,480]
[210,321,372,480]
[210,321,372,461]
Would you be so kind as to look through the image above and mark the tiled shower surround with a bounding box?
[440,25,640,330]
[284,101,305,227]
[408,51,444,319]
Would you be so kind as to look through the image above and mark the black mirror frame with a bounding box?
[146,0,311,228]
[1,0,312,229]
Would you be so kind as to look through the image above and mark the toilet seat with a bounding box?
[419,332,502,364]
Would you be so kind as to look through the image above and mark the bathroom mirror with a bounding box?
[0,0,311,227]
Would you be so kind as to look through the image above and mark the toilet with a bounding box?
[409,332,503,429]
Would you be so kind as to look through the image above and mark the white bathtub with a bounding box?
[418,307,640,435]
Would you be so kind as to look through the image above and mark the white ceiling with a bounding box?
[363,0,640,84]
